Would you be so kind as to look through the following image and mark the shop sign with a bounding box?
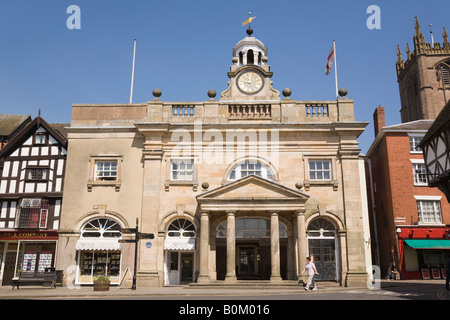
[0,231,58,240]
[421,268,430,280]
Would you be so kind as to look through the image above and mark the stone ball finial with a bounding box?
[261,56,268,63]
[295,182,303,190]
[282,88,292,98]
[232,57,239,64]
[153,88,162,98]
[338,88,348,97]
[207,89,217,99]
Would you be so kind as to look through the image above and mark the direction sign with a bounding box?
[121,228,138,233]
[118,239,137,243]
[139,233,155,239]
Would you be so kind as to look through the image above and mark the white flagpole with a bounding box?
[333,39,339,100]
[129,38,137,104]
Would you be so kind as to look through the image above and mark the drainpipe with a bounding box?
[365,158,381,267]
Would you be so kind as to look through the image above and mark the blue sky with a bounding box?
[0,0,449,153]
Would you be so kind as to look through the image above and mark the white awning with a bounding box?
[76,238,122,251]
[164,236,196,250]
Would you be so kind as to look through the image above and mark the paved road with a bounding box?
[1,279,447,300]
[1,280,447,319]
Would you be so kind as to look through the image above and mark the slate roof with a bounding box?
[0,114,31,138]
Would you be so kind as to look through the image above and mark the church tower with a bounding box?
[220,25,280,101]
[396,17,450,123]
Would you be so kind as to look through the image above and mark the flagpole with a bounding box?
[129,38,137,104]
[333,39,339,100]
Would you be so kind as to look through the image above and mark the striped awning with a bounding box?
[75,238,121,251]
[164,236,196,250]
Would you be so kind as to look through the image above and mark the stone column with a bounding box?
[296,210,308,284]
[287,233,295,280]
[225,210,237,282]
[253,51,259,65]
[197,211,210,283]
[270,212,282,282]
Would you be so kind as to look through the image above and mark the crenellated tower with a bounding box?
[396,17,450,123]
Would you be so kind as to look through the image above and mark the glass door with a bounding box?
[238,246,258,279]
[180,253,193,283]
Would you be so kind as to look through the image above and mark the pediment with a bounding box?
[197,175,309,202]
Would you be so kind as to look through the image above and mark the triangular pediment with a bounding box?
[197,175,309,204]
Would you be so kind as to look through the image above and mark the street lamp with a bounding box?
[418,100,450,202]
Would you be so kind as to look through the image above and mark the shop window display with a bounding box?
[77,218,122,284]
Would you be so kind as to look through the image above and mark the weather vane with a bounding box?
[242,12,256,27]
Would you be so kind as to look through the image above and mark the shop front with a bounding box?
[164,219,196,285]
[0,231,58,285]
[74,218,122,285]
[397,226,450,280]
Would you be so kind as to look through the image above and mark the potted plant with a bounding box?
[93,275,110,291]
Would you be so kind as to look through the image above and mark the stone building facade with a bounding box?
[396,17,450,123]
[56,28,371,287]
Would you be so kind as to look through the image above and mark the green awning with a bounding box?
[404,239,450,249]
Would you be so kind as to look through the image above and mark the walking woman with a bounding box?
[301,257,319,291]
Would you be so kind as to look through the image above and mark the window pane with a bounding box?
[309,160,332,180]
[95,160,118,181]
[171,160,193,181]
[228,161,274,181]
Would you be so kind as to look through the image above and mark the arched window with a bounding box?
[81,218,122,238]
[228,161,274,181]
[436,60,450,86]
[76,218,122,284]
[164,219,196,251]
[167,218,196,238]
[307,218,336,238]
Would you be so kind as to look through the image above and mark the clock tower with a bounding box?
[220,26,280,101]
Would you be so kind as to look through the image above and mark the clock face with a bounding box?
[237,71,264,94]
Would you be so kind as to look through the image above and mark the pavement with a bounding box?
[0,279,448,300]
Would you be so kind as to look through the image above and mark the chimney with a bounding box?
[373,106,385,137]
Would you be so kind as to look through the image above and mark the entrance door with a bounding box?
[180,253,193,283]
[3,251,18,286]
[308,239,337,281]
[238,246,258,279]
[166,251,194,285]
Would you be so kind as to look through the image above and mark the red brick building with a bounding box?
[366,106,450,280]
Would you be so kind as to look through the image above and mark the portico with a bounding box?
[196,175,309,283]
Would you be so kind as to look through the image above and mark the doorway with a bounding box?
[308,239,337,281]
[237,245,259,279]
[180,252,193,283]
[2,251,17,286]
[166,251,194,285]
